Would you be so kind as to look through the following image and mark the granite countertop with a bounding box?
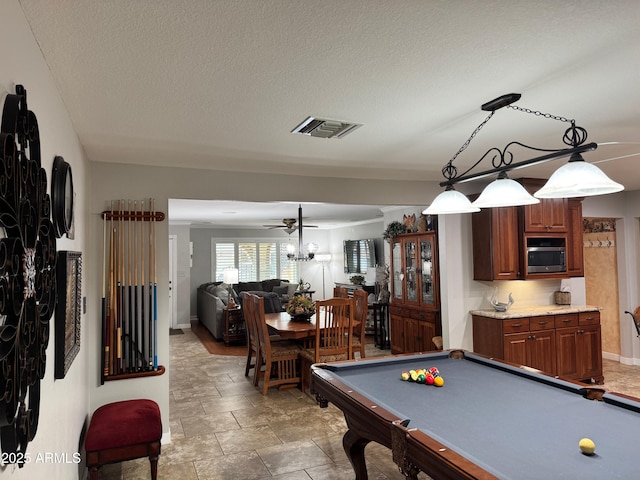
[469,305,600,319]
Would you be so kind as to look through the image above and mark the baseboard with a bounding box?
[602,351,620,362]
[174,323,191,330]
[618,355,640,366]
[161,429,172,445]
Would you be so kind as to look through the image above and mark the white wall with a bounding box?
[1,2,89,478]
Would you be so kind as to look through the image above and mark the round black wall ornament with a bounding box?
[0,85,57,466]
[51,155,73,238]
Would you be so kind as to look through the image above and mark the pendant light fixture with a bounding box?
[534,152,623,198]
[424,93,623,215]
[287,204,317,261]
[423,186,479,214]
[472,172,540,208]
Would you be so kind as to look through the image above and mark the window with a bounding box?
[212,239,298,282]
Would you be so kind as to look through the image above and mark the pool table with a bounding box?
[310,350,640,480]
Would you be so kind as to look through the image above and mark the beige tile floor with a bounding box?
[97,329,640,480]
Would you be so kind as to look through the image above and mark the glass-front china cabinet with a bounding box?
[389,231,440,354]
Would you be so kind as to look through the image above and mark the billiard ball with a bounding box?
[429,367,439,375]
[410,370,419,382]
[579,438,595,455]
[433,376,444,387]
[401,371,410,381]
[425,373,435,385]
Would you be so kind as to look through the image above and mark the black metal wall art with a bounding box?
[0,85,57,466]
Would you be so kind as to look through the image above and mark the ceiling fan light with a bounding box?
[423,188,480,215]
[472,176,540,208]
[535,155,624,198]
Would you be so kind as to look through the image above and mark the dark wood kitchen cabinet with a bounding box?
[472,309,602,383]
[556,312,602,383]
[520,178,567,233]
[471,178,585,280]
[471,206,521,281]
[566,199,585,276]
[389,232,441,354]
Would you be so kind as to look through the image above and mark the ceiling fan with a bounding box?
[263,213,318,235]
[263,218,298,235]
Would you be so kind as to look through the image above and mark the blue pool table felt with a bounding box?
[321,353,639,479]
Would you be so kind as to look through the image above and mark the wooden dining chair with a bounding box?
[242,292,261,385]
[351,289,368,359]
[299,297,355,393]
[250,293,302,395]
[333,286,349,298]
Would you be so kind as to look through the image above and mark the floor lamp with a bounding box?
[315,254,332,299]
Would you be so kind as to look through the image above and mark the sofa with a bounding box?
[197,279,293,340]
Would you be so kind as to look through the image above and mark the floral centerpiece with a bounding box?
[286,295,316,321]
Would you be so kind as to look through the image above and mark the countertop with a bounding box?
[469,305,600,319]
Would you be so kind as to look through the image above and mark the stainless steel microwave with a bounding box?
[526,238,566,273]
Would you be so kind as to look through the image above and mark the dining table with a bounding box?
[264,311,318,341]
[264,311,361,342]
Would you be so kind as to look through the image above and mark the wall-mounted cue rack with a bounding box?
[100,199,166,384]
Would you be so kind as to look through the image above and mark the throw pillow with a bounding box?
[286,282,297,298]
[212,286,229,305]
[273,285,289,296]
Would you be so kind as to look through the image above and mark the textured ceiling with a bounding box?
[18,0,640,224]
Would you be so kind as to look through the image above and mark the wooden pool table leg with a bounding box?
[343,428,371,480]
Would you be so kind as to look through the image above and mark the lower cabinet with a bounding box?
[504,330,556,375]
[472,311,602,383]
[390,305,439,354]
[556,325,603,382]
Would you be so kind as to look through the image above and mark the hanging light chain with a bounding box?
[443,111,495,180]
[506,104,573,124]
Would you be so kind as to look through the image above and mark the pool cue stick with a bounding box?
[117,199,124,374]
[133,200,139,370]
[127,200,134,371]
[101,207,108,384]
[108,201,116,376]
[148,198,153,369]
[140,199,147,369]
[152,198,158,369]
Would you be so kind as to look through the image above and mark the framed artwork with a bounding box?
[55,251,82,379]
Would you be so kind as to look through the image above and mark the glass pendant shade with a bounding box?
[535,154,624,198]
[472,176,540,208]
[423,187,480,215]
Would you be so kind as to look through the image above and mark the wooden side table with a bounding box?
[223,306,245,346]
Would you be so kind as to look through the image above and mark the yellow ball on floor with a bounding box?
[579,438,595,455]
[433,376,444,387]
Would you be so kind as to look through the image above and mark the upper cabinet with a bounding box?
[472,206,521,281]
[521,178,567,233]
[471,178,584,281]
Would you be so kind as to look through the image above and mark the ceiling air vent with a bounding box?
[291,116,362,139]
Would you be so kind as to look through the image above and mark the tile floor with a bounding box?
[97,328,640,480]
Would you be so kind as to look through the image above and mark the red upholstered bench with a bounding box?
[85,399,162,479]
